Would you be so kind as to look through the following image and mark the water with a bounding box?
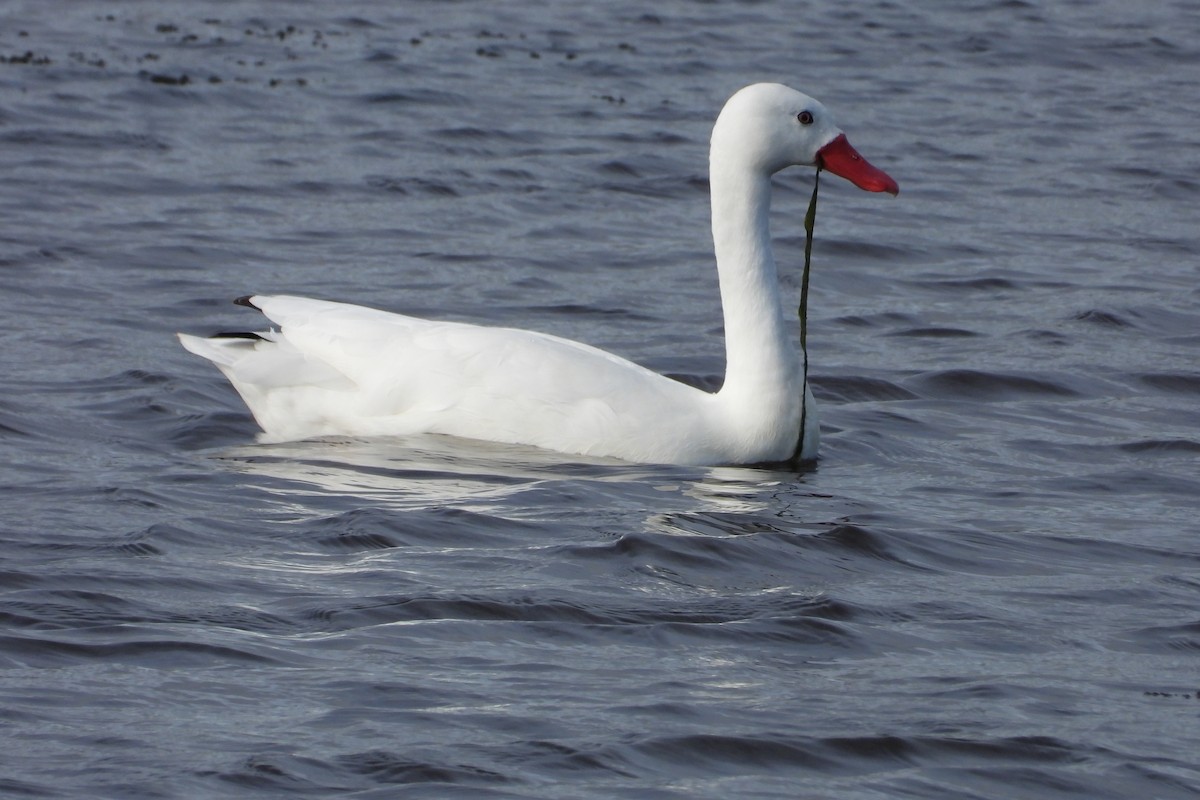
[3,1,1199,797]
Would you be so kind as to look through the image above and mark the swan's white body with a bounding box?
[179,84,897,465]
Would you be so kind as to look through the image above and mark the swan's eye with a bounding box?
[797,111,814,125]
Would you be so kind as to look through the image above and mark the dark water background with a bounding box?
[3,1,1200,797]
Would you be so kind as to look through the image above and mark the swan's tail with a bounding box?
[177,332,264,368]
[177,331,353,390]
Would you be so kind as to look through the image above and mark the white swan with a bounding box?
[179,83,897,465]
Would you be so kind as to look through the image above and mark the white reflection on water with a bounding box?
[214,434,807,521]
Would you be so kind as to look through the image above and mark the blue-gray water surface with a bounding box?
[2,1,1199,798]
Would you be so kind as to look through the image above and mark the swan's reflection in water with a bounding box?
[214,434,807,523]
[212,435,836,600]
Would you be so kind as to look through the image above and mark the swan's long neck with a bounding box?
[709,156,801,406]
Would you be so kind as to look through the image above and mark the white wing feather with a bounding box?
[181,295,724,462]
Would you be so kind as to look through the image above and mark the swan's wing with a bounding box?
[184,295,713,455]
[247,294,671,403]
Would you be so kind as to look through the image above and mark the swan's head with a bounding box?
[712,83,898,195]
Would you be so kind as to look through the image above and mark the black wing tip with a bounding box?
[233,295,259,309]
[211,331,268,341]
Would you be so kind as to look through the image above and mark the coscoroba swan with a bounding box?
[179,83,897,465]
